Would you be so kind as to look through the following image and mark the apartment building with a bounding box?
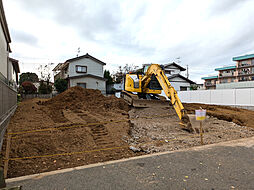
[233,53,254,82]
[202,53,254,89]
[201,76,218,90]
[215,65,236,84]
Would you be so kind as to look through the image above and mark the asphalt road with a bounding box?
[7,137,254,190]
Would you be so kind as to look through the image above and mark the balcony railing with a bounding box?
[219,73,235,77]
[205,83,216,86]
[238,72,254,76]
[238,63,254,68]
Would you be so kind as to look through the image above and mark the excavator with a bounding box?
[121,64,193,132]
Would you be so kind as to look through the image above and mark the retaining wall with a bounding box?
[178,88,254,109]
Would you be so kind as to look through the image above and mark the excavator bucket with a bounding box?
[179,114,194,133]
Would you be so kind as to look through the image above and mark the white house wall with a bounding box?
[169,77,191,91]
[8,60,16,83]
[170,82,190,91]
[70,77,106,94]
[68,58,104,78]
[0,22,8,78]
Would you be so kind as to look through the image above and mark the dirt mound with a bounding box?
[41,87,129,123]
[184,103,254,128]
[4,88,134,178]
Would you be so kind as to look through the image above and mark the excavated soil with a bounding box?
[183,103,254,128]
[2,89,254,178]
[127,106,254,153]
[2,87,140,178]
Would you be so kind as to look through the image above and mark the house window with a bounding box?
[76,65,87,73]
[77,83,86,88]
[180,86,187,91]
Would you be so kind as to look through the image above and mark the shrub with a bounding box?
[21,81,37,94]
[38,82,52,94]
[54,78,68,93]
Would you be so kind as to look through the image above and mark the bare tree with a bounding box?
[113,64,139,83]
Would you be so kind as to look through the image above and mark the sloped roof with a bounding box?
[66,53,106,65]
[52,62,69,71]
[9,57,20,73]
[168,74,196,84]
[164,62,186,71]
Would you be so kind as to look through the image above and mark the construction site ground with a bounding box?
[2,87,254,178]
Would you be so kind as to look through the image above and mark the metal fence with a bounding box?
[0,79,17,150]
[21,94,55,99]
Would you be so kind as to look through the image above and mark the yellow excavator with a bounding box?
[121,64,193,132]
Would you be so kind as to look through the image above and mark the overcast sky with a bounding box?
[3,0,254,83]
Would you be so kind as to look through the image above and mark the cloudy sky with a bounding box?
[3,0,254,83]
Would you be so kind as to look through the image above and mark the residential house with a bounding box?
[0,0,11,83]
[163,63,196,91]
[8,58,20,90]
[53,53,107,94]
[202,53,254,89]
[0,0,19,153]
[131,63,195,92]
[163,62,186,76]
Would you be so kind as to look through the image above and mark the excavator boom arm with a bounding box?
[141,64,185,120]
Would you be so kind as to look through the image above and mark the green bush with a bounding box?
[38,82,52,94]
[54,78,68,93]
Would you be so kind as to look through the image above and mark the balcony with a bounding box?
[237,63,254,68]
[238,76,254,82]
[238,72,254,76]
[205,82,216,87]
[219,73,235,78]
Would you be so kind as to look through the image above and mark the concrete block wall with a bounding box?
[178,88,254,106]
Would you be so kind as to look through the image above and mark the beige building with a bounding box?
[233,54,254,82]
[202,53,254,89]
[201,76,218,90]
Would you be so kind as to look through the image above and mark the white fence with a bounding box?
[178,88,254,106]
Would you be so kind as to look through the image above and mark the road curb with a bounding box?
[6,136,254,183]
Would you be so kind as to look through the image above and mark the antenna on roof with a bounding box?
[176,57,181,64]
[76,47,80,57]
